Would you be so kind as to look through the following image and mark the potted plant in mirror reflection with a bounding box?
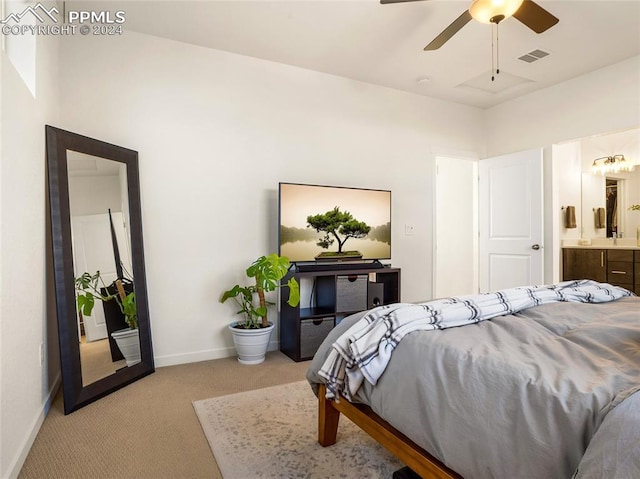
[630,204,640,246]
[220,253,300,365]
[75,271,141,366]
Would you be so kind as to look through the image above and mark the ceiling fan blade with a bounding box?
[380,0,429,4]
[513,0,559,34]
[424,10,472,51]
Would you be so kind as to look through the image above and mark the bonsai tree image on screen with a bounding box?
[307,206,371,259]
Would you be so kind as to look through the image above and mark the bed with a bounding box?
[306,280,640,478]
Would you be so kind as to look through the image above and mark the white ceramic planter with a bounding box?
[111,328,141,367]
[228,322,275,365]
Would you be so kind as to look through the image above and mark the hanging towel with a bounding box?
[565,206,577,228]
[595,207,606,229]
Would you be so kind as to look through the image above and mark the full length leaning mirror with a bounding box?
[46,125,154,414]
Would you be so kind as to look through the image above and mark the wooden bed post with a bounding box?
[316,383,462,479]
[318,384,340,446]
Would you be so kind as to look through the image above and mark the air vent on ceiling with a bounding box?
[518,49,550,63]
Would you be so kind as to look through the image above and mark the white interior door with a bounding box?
[479,149,544,292]
[434,157,478,298]
[71,212,132,341]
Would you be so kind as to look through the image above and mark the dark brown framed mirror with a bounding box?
[46,125,154,414]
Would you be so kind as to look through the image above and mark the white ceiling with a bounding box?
[77,1,640,109]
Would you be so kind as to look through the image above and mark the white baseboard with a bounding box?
[153,346,235,367]
[6,372,61,479]
[153,340,280,368]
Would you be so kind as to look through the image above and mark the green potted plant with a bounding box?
[75,271,140,366]
[220,253,300,364]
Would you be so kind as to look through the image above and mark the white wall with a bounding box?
[68,176,122,216]
[57,31,485,367]
[554,142,582,240]
[434,156,478,297]
[485,56,640,158]
[0,32,59,479]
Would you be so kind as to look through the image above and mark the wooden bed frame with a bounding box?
[317,384,462,479]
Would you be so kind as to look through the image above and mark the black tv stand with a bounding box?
[294,259,386,273]
[280,264,401,361]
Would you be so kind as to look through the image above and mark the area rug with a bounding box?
[193,380,403,478]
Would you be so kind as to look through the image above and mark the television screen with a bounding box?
[278,182,391,263]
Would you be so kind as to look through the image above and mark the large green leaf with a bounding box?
[247,254,291,292]
[286,277,300,307]
[121,292,137,329]
[220,284,244,303]
[76,293,95,317]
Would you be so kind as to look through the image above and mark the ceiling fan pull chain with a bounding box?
[491,24,495,81]
[496,22,500,77]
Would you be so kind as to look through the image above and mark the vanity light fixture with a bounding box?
[591,154,635,176]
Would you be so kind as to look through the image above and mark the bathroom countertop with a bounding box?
[562,240,640,250]
[561,245,640,250]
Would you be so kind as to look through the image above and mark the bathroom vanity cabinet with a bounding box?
[562,247,640,295]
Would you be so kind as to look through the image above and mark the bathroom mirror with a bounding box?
[46,125,154,414]
[581,170,640,239]
[579,128,640,239]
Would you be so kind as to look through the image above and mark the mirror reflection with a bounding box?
[605,178,618,238]
[67,151,140,386]
[580,128,640,240]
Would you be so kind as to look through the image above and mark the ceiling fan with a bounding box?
[381,0,559,51]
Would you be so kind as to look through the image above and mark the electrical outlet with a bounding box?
[405,224,416,236]
[39,343,44,366]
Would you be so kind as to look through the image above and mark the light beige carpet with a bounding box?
[193,380,403,479]
[79,336,126,385]
[19,352,311,479]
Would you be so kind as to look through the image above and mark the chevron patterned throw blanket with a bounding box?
[317,280,633,400]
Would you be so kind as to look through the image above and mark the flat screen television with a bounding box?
[278,182,391,263]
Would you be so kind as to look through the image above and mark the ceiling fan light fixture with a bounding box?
[469,0,524,24]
